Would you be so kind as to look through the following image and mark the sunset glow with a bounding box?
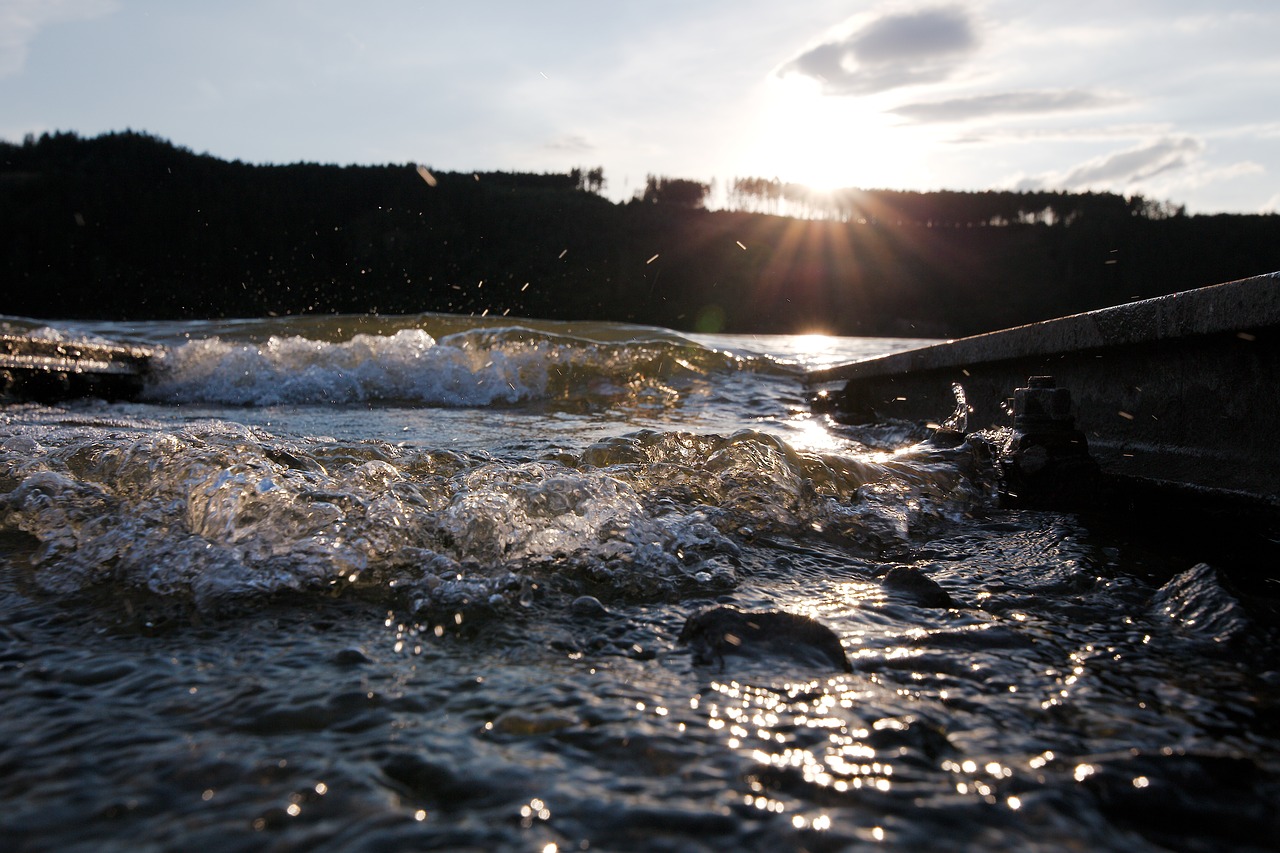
[737,75,931,196]
[1,3,1276,213]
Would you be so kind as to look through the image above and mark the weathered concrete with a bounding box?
[0,334,158,402]
[806,272,1280,503]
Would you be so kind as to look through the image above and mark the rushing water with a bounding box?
[1,313,1276,852]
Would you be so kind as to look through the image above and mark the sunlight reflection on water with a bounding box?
[2,317,1276,852]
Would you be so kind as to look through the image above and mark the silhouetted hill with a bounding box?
[3,131,1278,336]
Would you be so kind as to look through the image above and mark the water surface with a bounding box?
[1,313,1275,851]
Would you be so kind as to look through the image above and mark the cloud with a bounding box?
[1017,137,1206,191]
[1062,137,1204,185]
[779,5,978,96]
[891,89,1119,123]
[0,0,117,78]
[543,134,595,153]
[1171,159,1265,191]
[948,122,1176,146]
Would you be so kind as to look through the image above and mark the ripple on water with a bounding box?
[2,406,1278,850]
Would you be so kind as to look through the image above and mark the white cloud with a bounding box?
[1167,159,1265,191]
[1065,137,1203,185]
[779,5,978,95]
[948,123,1175,146]
[543,134,595,153]
[0,0,117,78]
[890,89,1120,123]
[1017,137,1206,191]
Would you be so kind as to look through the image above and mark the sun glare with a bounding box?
[736,76,925,196]
[765,332,850,372]
[794,332,837,351]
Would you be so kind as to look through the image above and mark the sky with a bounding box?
[2,0,1278,213]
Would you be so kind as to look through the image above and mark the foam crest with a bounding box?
[0,415,980,617]
[0,423,747,612]
[141,326,751,408]
[145,329,544,406]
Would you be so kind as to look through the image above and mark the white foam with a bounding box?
[140,326,762,409]
[144,329,550,406]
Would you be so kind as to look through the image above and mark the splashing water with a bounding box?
[1,313,1275,851]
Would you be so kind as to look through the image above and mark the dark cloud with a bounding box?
[851,5,976,63]
[1018,137,1205,190]
[891,90,1116,123]
[780,6,977,95]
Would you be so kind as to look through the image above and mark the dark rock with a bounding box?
[569,595,608,618]
[678,607,851,672]
[882,566,956,608]
[1079,750,1276,849]
[332,647,372,666]
[379,752,508,808]
[1150,562,1250,648]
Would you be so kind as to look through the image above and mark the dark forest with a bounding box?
[4,131,1278,337]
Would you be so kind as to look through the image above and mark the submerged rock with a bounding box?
[678,607,851,672]
[488,708,578,736]
[569,595,608,618]
[881,566,956,608]
[379,752,513,807]
[1077,749,1275,849]
[1150,562,1250,647]
[331,647,372,666]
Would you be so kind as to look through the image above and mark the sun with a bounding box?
[734,75,925,196]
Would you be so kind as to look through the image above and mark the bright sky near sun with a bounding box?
[2,0,1278,213]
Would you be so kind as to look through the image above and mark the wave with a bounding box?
[0,418,979,616]
[141,325,778,407]
[4,311,926,409]
[1,313,962,618]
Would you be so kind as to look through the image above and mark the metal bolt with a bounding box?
[1013,375,1074,428]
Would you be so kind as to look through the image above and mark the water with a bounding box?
[1,313,1276,852]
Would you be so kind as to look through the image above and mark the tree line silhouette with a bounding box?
[3,130,1278,337]
[724,177,1186,225]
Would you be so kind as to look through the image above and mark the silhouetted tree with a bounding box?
[639,175,710,208]
[2,131,1276,336]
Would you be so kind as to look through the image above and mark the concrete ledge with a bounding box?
[806,272,1280,503]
